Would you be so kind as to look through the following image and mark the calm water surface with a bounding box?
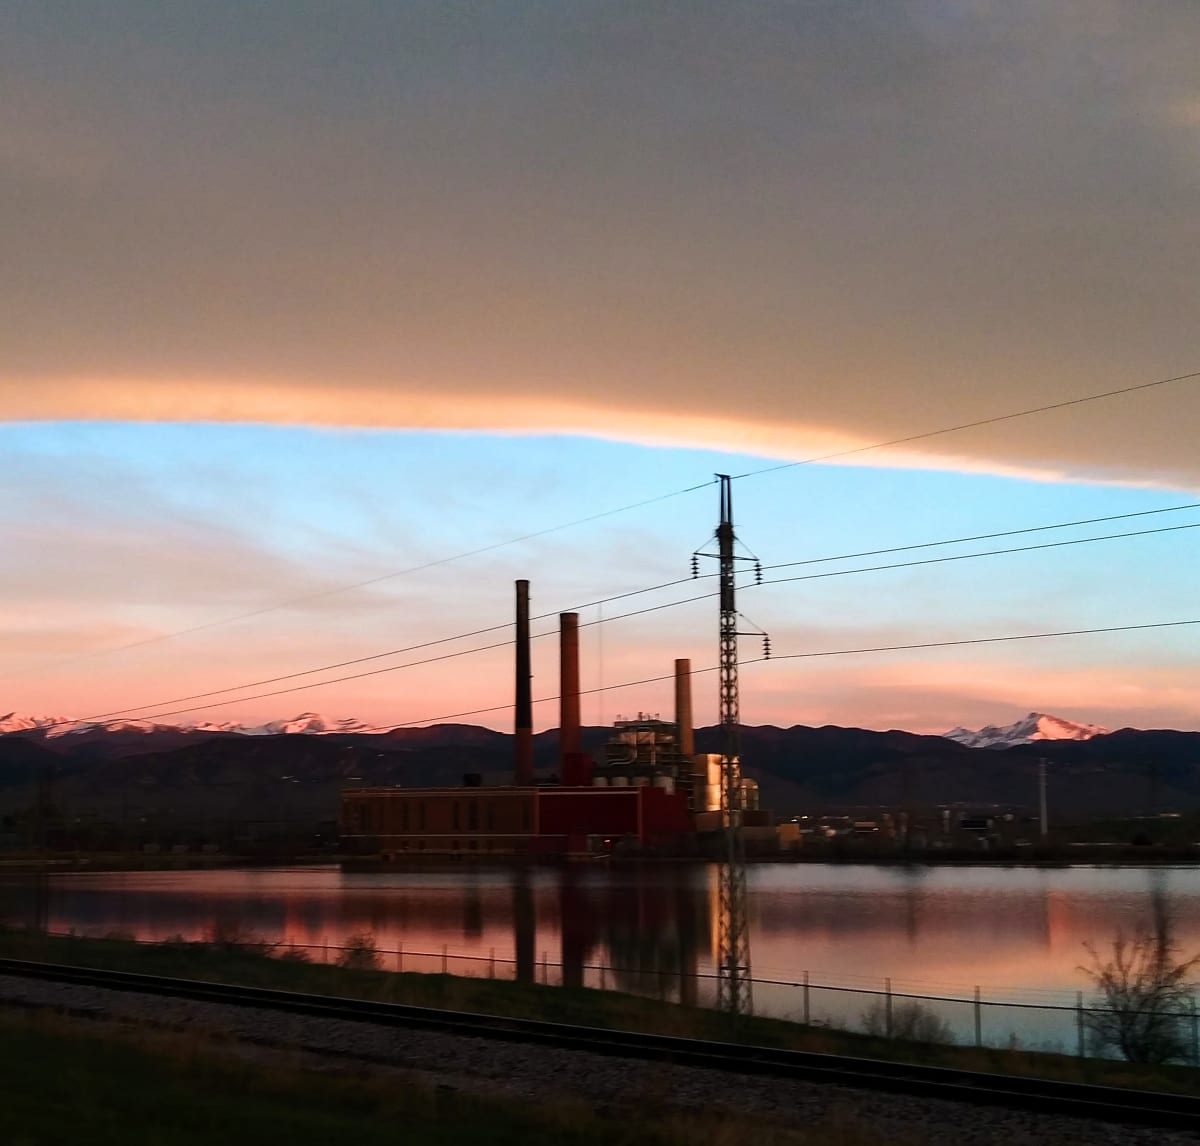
[5,863,1199,1047]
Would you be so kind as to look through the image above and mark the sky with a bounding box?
[2,1,1199,734]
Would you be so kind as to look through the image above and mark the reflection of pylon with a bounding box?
[695,475,753,1017]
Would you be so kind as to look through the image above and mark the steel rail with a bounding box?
[0,957,1197,1131]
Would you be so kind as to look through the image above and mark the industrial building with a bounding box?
[340,580,772,858]
[340,783,694,858]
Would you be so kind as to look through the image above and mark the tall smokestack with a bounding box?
[514,580,533,786]
[674,658,695,757]
[559,613,581,768]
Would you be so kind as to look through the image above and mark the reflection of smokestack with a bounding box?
[515,580,533,786]
[560,613,581,766]
[674,658,694,757]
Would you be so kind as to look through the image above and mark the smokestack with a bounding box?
[514,580,533,786]
[559,613,581,766]
[674,658,694,757]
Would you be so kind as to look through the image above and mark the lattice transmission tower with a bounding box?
[693,474,765,1018]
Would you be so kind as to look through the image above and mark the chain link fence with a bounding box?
[30,925,1200,1061]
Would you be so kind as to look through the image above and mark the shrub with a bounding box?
[860,999,955,1044]
[203,918,276,957]
[337,933,382,971]
[1080,928,1200,1064]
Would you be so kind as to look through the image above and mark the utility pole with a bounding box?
[1038,757,1048,841]
[695,475,756,1018]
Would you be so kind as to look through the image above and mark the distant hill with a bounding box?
[2,718,1198,831]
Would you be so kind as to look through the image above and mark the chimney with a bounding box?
[514,580,533,786]
[559,612,581,763]
[560,612,590,785]
[674,658,694,757]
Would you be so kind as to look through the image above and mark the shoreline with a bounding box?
[3,848,1200,873]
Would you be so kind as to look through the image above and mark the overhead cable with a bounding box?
[366,616,1200,730]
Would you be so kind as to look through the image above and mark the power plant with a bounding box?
[339,589,764,859]
[339,476,767,1014]
[340,478,777,864]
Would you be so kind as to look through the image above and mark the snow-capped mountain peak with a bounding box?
[0,711,382,739]
[253,712,375,736]
[0,712,74,735]
[943,711,1109,750]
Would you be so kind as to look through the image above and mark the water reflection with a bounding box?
[2,863,1199,1012]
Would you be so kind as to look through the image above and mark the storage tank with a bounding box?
[611,776,629,787]
[592,776,609,787]
[652,775,675,795]
[633,775,650,787]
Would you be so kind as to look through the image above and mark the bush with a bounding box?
[203,918,276,957]
[277,946,312,964]
[1080,928,1200,1064]
[337,933,382,971]
[860,999,955,1044]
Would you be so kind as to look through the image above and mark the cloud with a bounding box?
[2,2,1199,486]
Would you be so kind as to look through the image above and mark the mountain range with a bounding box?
[0,711,376,739]
[1,708,1111,748]
[0,709,1196,834]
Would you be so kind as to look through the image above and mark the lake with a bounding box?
[4,861,1198,1050]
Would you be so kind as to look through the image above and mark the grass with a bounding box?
[0,1009,906,1146]
[1,926,1198,1098]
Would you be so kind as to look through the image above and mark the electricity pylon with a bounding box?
[694,474,760,1018]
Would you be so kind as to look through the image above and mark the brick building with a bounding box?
[340,783,693,858]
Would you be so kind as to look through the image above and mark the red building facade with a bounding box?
[340,784,692,858]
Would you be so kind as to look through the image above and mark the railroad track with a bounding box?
[0,956,1197,1132]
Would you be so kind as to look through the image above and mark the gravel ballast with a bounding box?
[0,973,1196,1146]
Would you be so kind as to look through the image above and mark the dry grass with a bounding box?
[0,1008,902,1146]
[2,925,1198,1098]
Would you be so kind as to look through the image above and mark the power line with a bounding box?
[43,479,716,667]
[757,521,1200,589]
[65,510,1200,727]
[365,617,1200,730]
[73,591,718,726]
[75,501,1200,723]
[764,619,1200,662]
[80,635,520,726]
[759,502,1200,572]
[73,574,701,724]
[31,366,1200,671]
[733,368,1200,480]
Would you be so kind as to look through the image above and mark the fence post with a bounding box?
[885,978,893,1039]
[541,950,548,984]
[803,970,810,1025]
[600,961,606,991]
[974,985,982,1047]
[442,944,448,974]
[489,947,495,979]
[1191,996,1198,1065]
[398,942,403,973]
[1076,990,1085,1058]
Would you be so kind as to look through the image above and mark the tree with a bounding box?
[1080,911,1200,1064]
